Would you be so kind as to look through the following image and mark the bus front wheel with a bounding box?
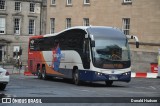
[73,70,81,85]
[105,81,113,87]
[0,84,6,90]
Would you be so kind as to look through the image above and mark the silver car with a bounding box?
[0,66,10,90]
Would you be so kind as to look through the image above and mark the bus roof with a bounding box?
[43,26,120,37]
[30,26,122,38]
[43,26,91,37]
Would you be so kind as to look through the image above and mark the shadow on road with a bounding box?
[0,93,6,99]
[0,93,14,99]
[33,77,127,88]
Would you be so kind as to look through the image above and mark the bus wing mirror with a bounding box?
[133,36,139,48]
[127,35,139,48]
[136,42,139,48]
[91,41,95,47]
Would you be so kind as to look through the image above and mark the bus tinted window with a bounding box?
[29,39,41,51]
[58,29,86,51]
[29,29,86,51]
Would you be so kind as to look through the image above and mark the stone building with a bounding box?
[46,0,160,72]
[0,0,160,72]
[0,0,46,65]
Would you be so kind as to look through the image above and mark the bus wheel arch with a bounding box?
[72,66,81,85]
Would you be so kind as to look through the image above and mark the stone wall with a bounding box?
[131,50,158,72]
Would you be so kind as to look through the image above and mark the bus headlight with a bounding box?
[95,72,101,76]
[98,73,101,75]
[123,72,130,75]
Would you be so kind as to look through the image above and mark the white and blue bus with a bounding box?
[28,26,139,86]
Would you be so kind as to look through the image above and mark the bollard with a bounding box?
[158,49,160,78]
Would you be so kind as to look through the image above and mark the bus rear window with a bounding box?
[29,39,42,51]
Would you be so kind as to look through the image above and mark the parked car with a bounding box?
[0,66,10,90]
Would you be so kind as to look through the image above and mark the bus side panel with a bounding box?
[28,59,35,73]
[58,68,72,78]
[58,50,83,78]
[28,53,36,73]
[41,51,64,76]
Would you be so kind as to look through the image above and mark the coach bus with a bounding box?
[28,26,139,86]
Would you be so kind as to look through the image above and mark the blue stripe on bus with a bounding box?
[58,68,131,82]
[78,70,131,82]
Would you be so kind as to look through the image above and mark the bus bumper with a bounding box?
[79,70,131,82]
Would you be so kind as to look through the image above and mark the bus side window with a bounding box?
[34,39,40,51]
[83,39,89,54]
[83,40,86,53]
[38,39,45,51]
[53,38,59,49]
[45,36,55,50]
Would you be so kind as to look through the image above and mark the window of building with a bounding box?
[122,18,130,35]
[51,0,56,5]
[14,18,20,35]
[30,3,35,12]
[0,0,5,10]
[0,18,5,34]
[124,0,132,3]
[66,18,71,29]
[84,0,90,4]
[15,2,21,11]
[29,19,35,35]
[83,18,89,26]
[67,0,72,5]
[50,18,55,34]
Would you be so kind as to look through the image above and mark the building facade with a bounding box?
[46,0,160,72]
[0,0,159,72]
[0,0,45,65]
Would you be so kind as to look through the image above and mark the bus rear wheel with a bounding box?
[105,81,113,87]
[37,67,42,79]
[73,69,81,85]
[42,67,47,80]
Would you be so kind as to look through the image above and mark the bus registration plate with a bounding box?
[109,75,118,80]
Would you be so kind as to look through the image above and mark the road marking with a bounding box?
[105,94,112,96]
[133,86,149,89]
[81,90,90,92]
[72,88,95,92]
[150,86,156,90]
[133,86,156,90]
